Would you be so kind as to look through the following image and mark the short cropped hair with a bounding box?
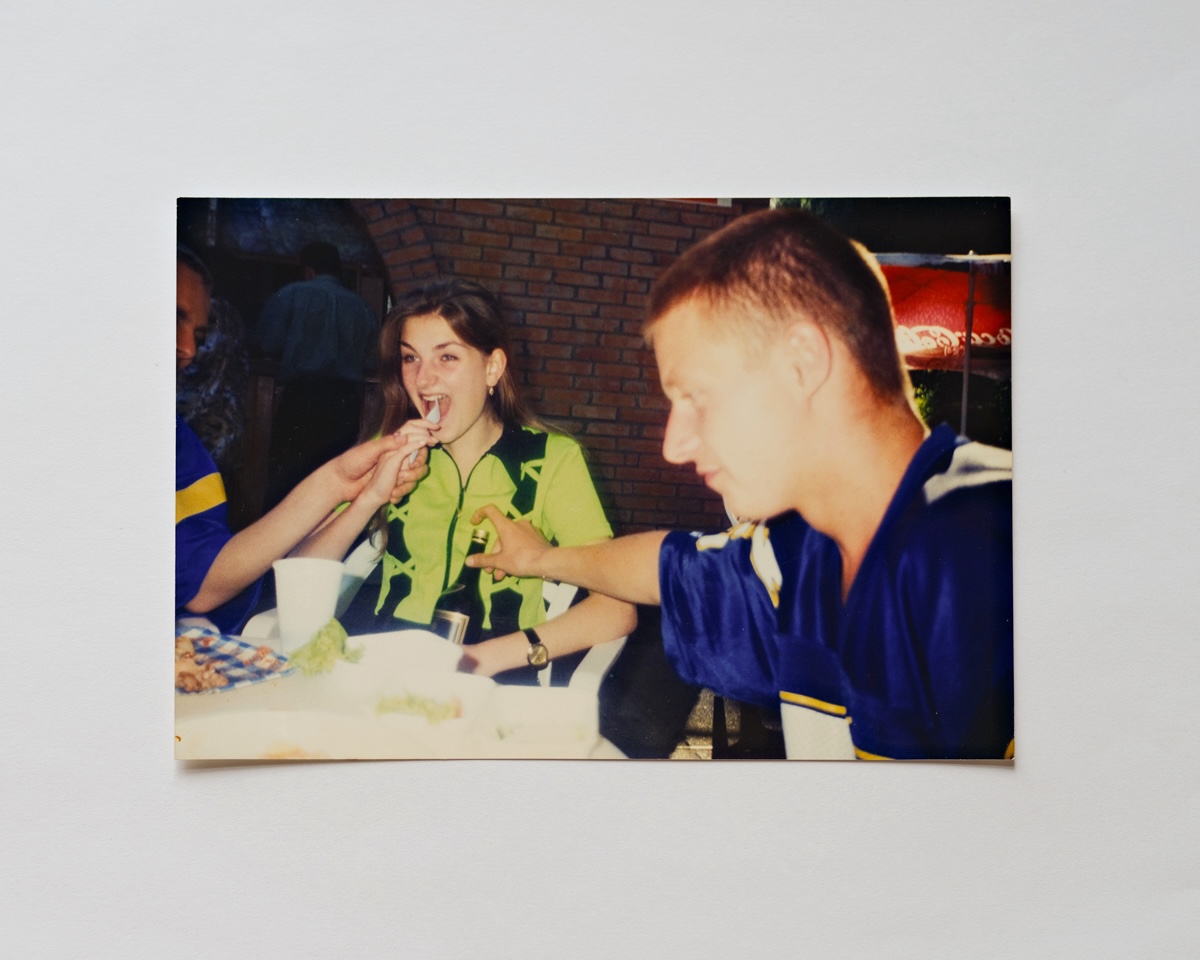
[646,207,906,401]
[177,243,214,294]
[300,241,342,278]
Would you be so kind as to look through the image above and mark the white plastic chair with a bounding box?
[243,531,628,693]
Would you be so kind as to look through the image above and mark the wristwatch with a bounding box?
[525,628,550,670]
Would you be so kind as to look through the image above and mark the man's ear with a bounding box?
[784,320,832,398]
[486,349,508,388]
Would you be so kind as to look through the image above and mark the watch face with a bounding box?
[528,643,549,668]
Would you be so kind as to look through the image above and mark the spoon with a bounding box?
[408,397,440,465]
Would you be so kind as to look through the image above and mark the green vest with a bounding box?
[376,424,612,633]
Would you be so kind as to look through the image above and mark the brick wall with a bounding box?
[350,198,768,535]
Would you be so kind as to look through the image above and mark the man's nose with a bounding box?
[177,326,196,366]
[661,404,699,464]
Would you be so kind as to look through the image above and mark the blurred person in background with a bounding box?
[258,240,379,511]
[177,246,423,633]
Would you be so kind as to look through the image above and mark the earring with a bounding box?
[488,386,495,396]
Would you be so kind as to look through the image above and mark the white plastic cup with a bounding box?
[271,558,345,654]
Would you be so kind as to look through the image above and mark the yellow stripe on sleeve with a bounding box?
[853,747,893,761]
[779,690,848,717]
[176,472,226,524]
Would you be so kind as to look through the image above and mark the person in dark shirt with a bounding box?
[258,241,380,510]
[467,208,1013,761]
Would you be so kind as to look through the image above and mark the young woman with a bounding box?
[295,279,636,681]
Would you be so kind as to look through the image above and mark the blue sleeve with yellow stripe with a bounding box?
[658,523,790,708]
[175,417,260,633]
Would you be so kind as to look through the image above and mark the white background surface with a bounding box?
[3,2,1198,957]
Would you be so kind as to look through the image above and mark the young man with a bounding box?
[176,246,427,633]
[468,208,1013,760]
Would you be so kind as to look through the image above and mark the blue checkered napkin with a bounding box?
[175,623,296,693]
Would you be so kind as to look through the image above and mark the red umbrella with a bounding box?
[880,254,1011,370]
[877,253,1011,434]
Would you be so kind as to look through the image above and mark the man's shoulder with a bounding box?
[922,440,1012,507]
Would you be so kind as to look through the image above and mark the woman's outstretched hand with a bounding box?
[466,503,551,581]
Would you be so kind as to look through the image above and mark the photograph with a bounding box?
[174,196,1012,761]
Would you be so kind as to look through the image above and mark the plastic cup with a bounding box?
[271,558,345,654]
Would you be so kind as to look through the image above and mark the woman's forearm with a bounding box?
[465,592,638,677]
[185,463,348,612]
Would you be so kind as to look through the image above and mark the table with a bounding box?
[175,629,625,761]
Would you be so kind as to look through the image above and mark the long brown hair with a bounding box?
[368,279,548,548]
[377,279,544,436]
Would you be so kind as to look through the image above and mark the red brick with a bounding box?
[512,236,561,254]
[607,246,654,264]
[536,224,584,242]
[583,421,634,437]
[582,258,628,276]
[587,200,634,217]
[425,224,460,242]
[504,203,555,223]
[545,199,587,211]
[594,363,641,380]
[552,270,599,288]
[598,305,647,323]
[462,230,510,248]
[572,404,617,420]
[581,229,625,246]
[555,211,604,229]
[487,216,535,236]
[574,346,620,363]
[631,234,680,253]
[528,372,576,389]
[602,276,648,294]
[524,311,574,329]
[532,253,581,271]
[483,248,532,266]
[537,344,578,359]
[506,295,550,312]
[560,242,609,258]
[526,282,577,299]
[384,199,414,215]
[599,332,644,350]
[631,263,667,280]
[648,221,696,240]
[619,406,669,425]
[455,199,505,215]
[601,216,649,235]
[550,299,598,316]
[491,278,528,296]
[434,210,486,229]
[551,330,600,346]
[453,260,503,279]
[572,316,628,333]
[679,210,729,229]
[509,324,546,340]
[504,265,553,282]
[578,288,625,304]
[635,203,682,223]
[438,243,483,260]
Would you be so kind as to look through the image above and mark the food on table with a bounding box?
[285,618,363,676]
[376,692,462,724]
[174,634,228,692]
